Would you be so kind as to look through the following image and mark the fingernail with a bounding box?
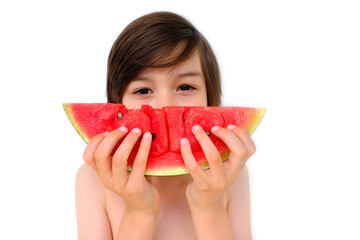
[211,126,220,132]
[132,128,141,134]
[227,125,236,130]
[181,138,187,145]
[144,132,151,139]
[193,125,201,131]
[119,126,127,132]
[102,131,110,136]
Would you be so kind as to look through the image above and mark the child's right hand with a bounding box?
[82,127,160,214]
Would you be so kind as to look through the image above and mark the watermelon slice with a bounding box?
[63,103,266,176]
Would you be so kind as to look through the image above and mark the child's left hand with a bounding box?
[180,124,256,212]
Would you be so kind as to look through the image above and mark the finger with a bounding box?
[192,125,226,180]
[112,127,142,183]
[129,132,152,180]
[210,125,251,178]
[94,127,128,182]
[83,133,106,172]
[180,138,207,185]
[228,125,256,156]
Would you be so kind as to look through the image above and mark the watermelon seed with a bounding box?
[182,114,185,122]
[117,111,123,119]
[205,131,211,136]
[151,132,156,140]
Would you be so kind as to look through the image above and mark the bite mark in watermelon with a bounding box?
[63,103,266,176]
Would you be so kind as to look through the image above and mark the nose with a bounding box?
[153,92,178,108]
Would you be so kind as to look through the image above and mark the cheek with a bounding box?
[122,94,153,109]
[202,88,208,106]
[122,94,138,109]
[121,93,131,106]
[178,92,207,107]
[195,87,208,106]
[197,80,208,106]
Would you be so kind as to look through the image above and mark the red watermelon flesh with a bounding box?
[63,103,266,176]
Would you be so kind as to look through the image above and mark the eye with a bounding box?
[178,84,196,92]
[133,88,153,95]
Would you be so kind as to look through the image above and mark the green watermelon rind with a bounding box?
[247,108,267,135]
[63,103,90,143]
[128,150,231,176]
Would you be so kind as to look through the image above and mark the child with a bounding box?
[76,11,255,240]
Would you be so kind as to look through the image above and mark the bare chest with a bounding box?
[106,192,197,240]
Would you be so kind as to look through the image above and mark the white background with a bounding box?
[1,0,359,239]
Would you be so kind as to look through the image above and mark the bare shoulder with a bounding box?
[76,162,98,183]
[229,164,250,194]
[227,165,252,240]
[76,163,115,239]
[76,163,106,205]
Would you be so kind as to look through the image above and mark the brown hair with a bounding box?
[106,11,222,106]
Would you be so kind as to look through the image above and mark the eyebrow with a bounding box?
[177,71,202,78]
[134,71,202,81]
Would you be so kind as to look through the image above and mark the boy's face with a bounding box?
[122,52,207,109]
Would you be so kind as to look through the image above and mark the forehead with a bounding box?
[175,52,202,72]
[137,52,203,78]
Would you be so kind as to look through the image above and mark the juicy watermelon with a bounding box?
[63,103,266,176]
